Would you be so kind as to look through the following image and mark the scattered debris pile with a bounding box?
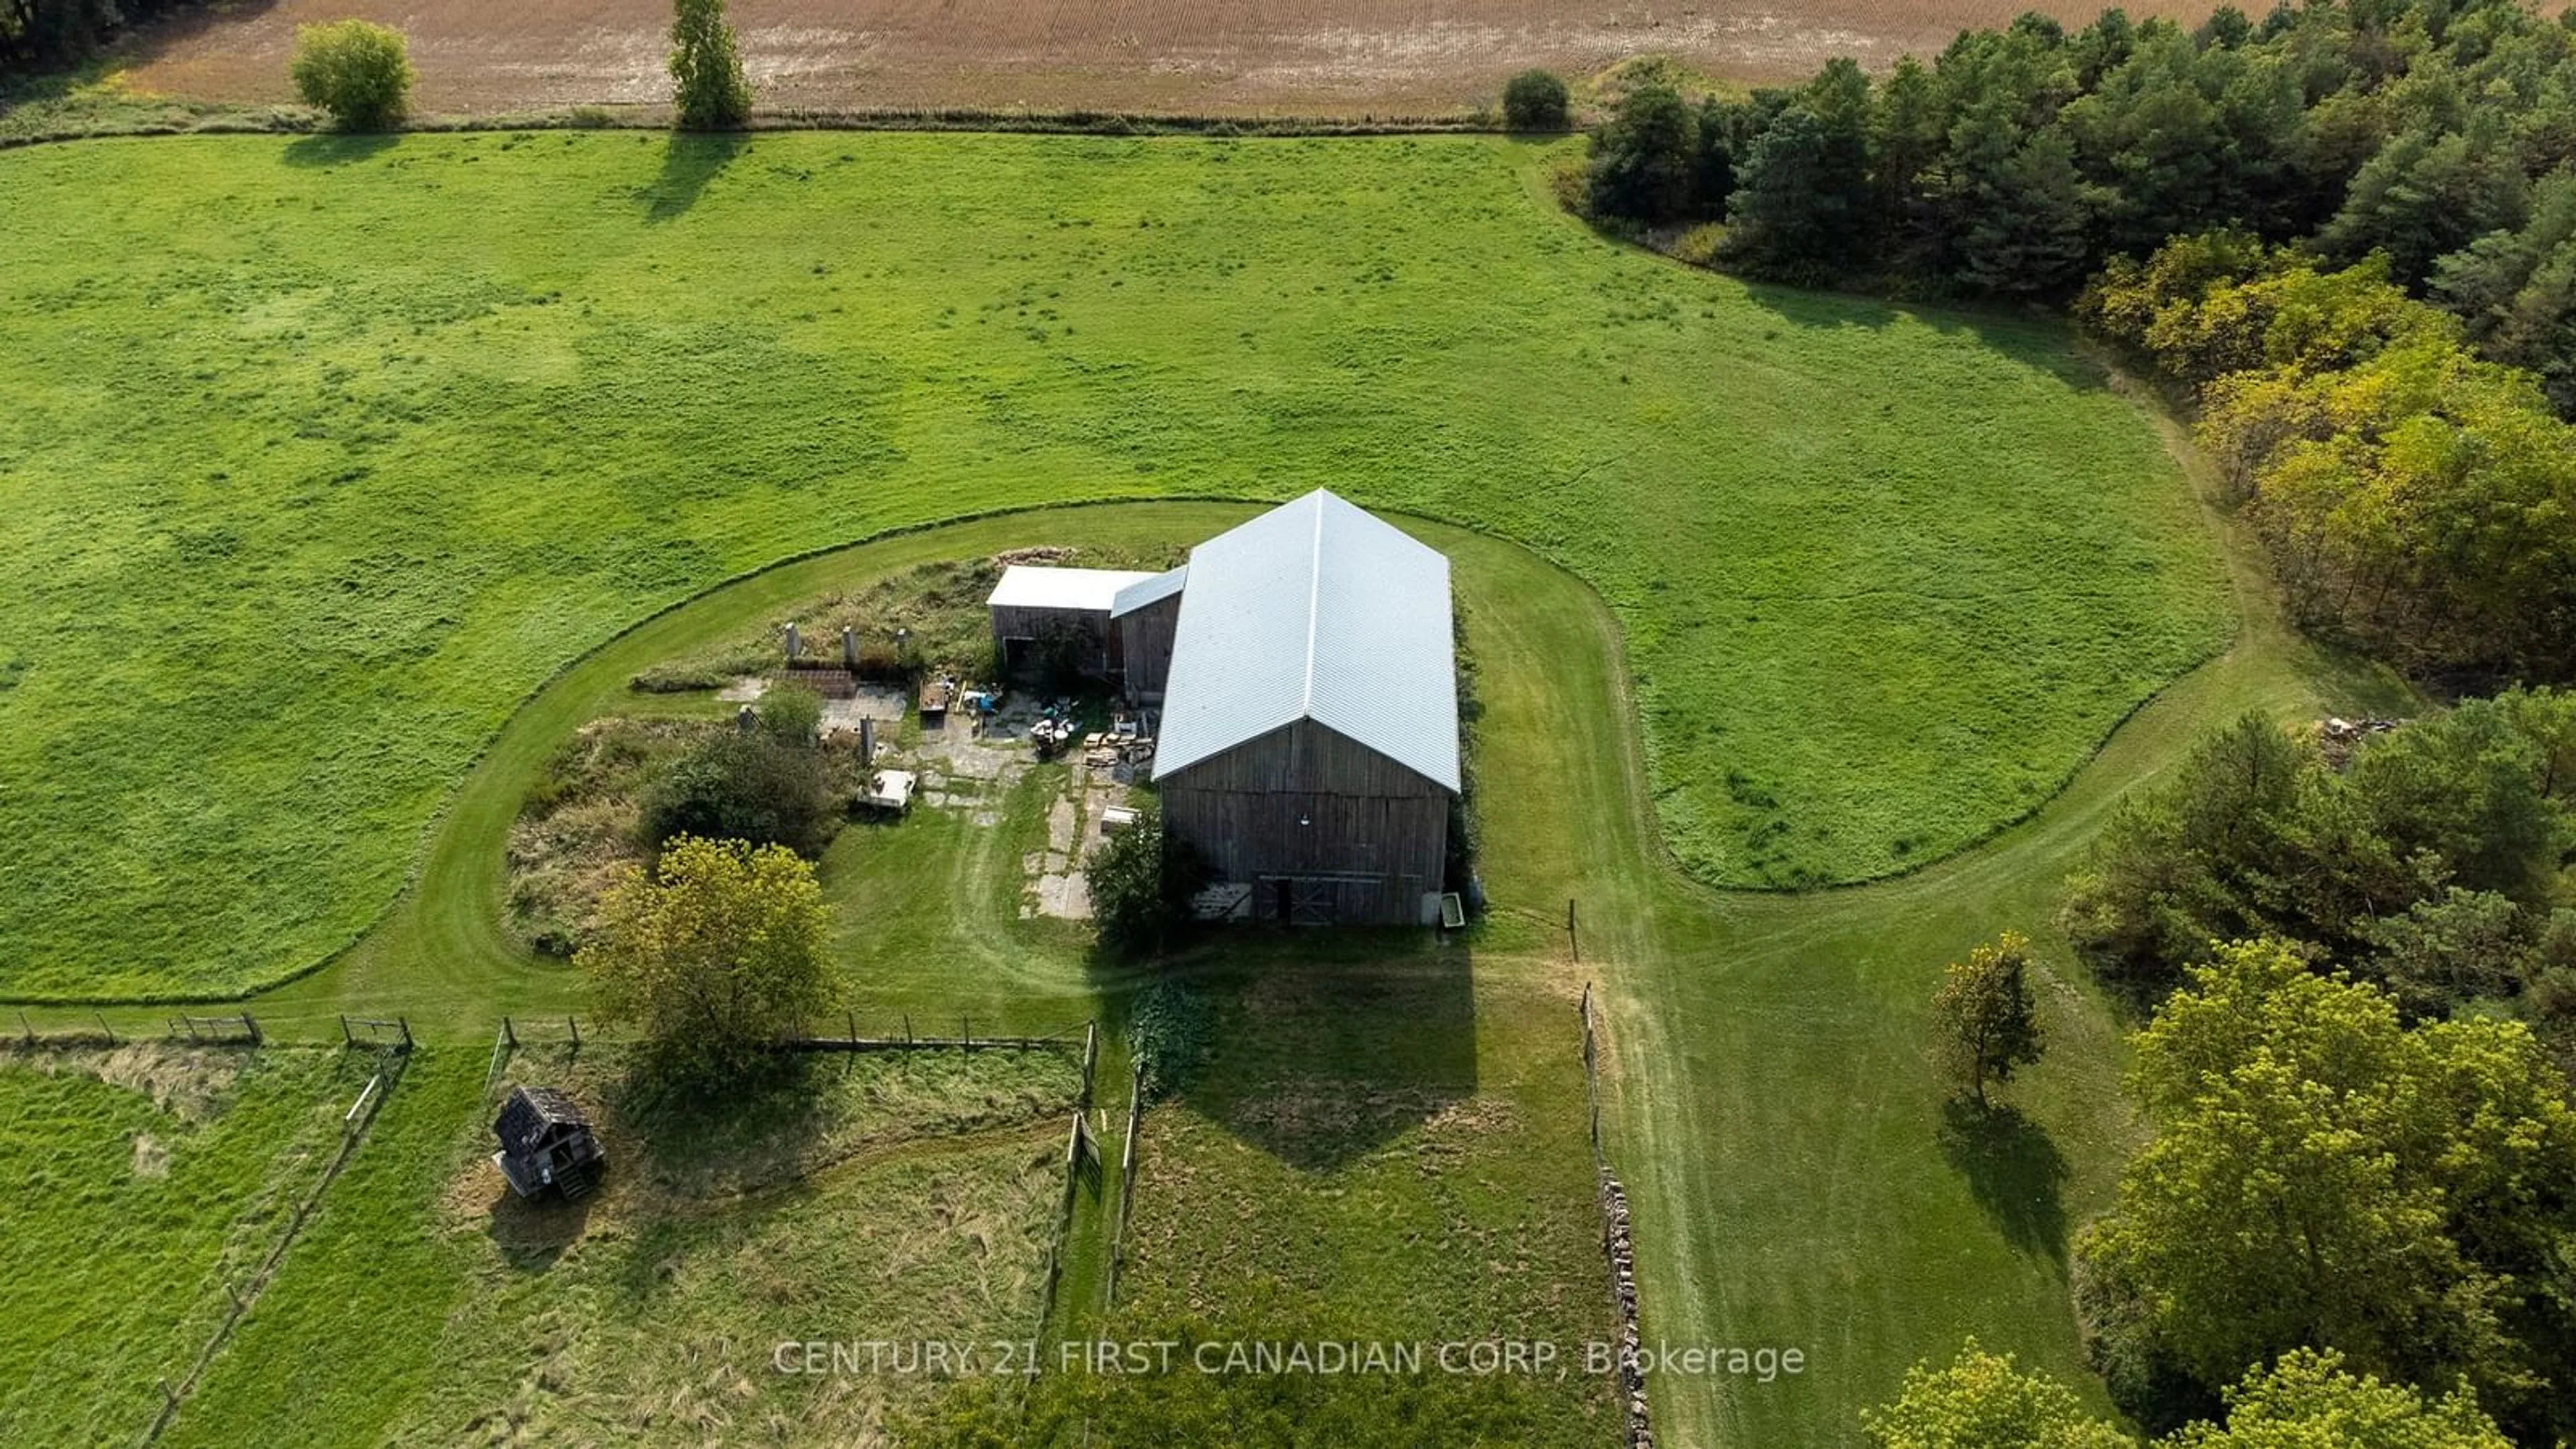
[2317,715,2401,767]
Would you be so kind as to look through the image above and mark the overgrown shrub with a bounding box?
[2063,692,2575,1014]
[288,20,413,130]
[1128,981,1211,1101]
[641,730,839,857]
[1501,69,1570,131]
[1085,808,1203,956]
[755,683,823,744]
[1445,608,1483,900]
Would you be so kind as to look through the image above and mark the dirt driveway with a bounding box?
[116,0,2218,118]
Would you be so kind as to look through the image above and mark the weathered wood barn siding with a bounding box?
[989,602,1119,677]
[1117,592,1183,703]
[1161,718,1449,925]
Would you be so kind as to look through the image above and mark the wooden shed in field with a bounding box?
[986,566,1157,680]
[1150,490,1458,926]
[492,1085,605,1201]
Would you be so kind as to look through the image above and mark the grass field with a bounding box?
[0,1044,372,1444]
[0,131,2228,1000]
[1110,943,1619,1443]
[160,1044,1079,1445]
[6,493,2398,1442]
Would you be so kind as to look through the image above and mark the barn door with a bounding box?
[1287,879,1336,926]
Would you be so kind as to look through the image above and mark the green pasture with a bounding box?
[164,1044,1079,1446]
[7,494,2395,1442]
[0,1044,373,1444]
[0,129,2229,1000]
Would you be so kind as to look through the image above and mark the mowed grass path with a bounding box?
[0,131,2228,999]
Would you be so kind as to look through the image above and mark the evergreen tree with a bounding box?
[1584,83,1699,223]
[1955,127,2096,295]
[1723,107,1846,280]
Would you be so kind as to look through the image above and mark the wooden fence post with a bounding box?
[97,1012,115,1045]
[903,1013,912,1044]
[1567,898,1580,964]
[339,1014,352,1046]
[847,1010,857,1044]
[399,1016,412,1051]
[18,1010,32,1045]
[241,1012,260,1047]
[501,1016,515,1048]
[567,1016,579,1048]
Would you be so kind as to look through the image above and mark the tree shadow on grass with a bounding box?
[1938,1097,2071,1265]
[1153,931,1480,1173]
[280,130,400,167]
[641,132,749,223]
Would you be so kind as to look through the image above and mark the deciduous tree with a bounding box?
[582,836,835,1079]
[1862,1338,2131,1448]
[1931,932,2047,1106]
[668,0,751,129]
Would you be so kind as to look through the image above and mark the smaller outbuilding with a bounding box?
[986,566,1157,680]
[492,1085,606,1201]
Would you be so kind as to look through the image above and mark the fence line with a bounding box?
[0,1007,1094,1054]
[1032,1108,1103,1349]
[1580,980,1655,1449]
[140,1048,407,1445]
[1104,1061,1145,1307]
[171,1013,261,1046]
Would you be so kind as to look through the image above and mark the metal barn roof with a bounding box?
[987,566,1159,613]
[1110,565,1189,618]
[1154,490,1459,793]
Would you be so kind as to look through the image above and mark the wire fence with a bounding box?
[1104,1060,1146,1307]
[140,1045,407,1445]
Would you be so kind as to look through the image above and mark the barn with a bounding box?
[1148,491,1458,926]
[985,565,1157,680]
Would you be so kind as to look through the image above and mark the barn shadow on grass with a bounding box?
[1937,1097,2070,1265]
[641,132,749,223]
[1161,931,1479,1173]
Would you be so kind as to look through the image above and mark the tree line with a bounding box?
[1576,0,2576,679]
[0,0,196,77]
[2001,694,2576,1442]
[1585,0,2576,323]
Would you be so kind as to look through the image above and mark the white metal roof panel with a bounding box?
[987,566,1158,614]
[1155,491,1459,793]
[1110,564,1189,617]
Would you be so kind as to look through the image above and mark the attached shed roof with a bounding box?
[1154,490,1459,793]
[1110,565,1189,618]
[987,566,1158,614]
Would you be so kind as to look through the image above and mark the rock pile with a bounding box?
[1600,1166,1654,1449]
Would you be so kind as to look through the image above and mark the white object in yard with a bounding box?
[1190,882,1253,921]
[863,769,917,812]
[1100,806,1139,833]
[1440,892,1466,930]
